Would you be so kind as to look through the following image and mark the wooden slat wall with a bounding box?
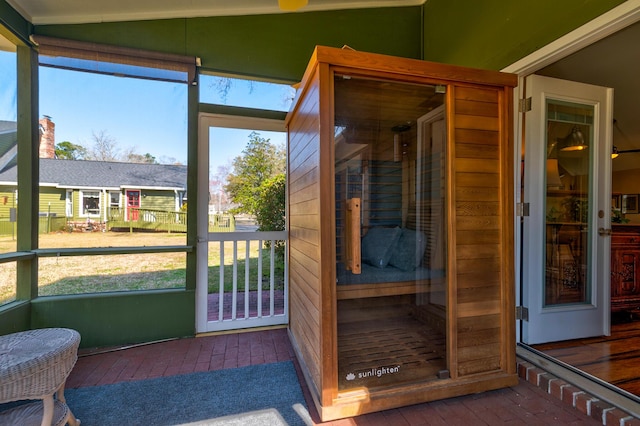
[287,65,323,397]
[452,85,512,377]
[336,161,403,266]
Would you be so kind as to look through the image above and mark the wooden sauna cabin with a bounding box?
[285,46,518,421]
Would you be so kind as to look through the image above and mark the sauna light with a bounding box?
[391,124,411,162]
[394,134,402,162]
[279,0,308,11]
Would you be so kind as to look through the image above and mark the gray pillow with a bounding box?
[388,228,428,271]
[361,226,402,268]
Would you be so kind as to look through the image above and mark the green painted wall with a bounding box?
[0,302,30,335]
[141,190,176,211]
[422,0,626,70]
[31,289,195,348]
[33,7,423,82]
[39,186,66,215]
[0,188,17,217]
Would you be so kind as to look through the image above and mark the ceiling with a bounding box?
[5,0,424,25]
[536,20,640,172]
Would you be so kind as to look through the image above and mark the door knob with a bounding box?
[598,227,612,236]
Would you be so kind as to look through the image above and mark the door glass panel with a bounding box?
[334,74,447,390]
[544,99,594,307]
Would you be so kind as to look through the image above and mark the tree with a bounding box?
[158,155,183,165]
[76,130,164,164]
[255,173,286,255]
[224,131,285,218]
[123,150,158,164]
[85,130,119,161]
[210,163,232,212]
[255,173,286,232]
[209,77,255,103]
[55,141,87,160]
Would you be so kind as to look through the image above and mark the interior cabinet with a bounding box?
[611,225,640,313]
[285,46,518,421]
[545,190,589,306]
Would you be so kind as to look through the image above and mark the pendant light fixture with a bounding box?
[279,0,308,11]
[559,125,588,152]
[612,119,640,158]
[612,146,619,159]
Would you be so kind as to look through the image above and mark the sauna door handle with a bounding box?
[346,198,361,274]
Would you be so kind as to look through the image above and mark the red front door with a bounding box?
[126,190,140,221]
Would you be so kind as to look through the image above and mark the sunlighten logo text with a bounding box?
[346,365,400,381]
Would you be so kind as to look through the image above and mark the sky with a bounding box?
[40,66,189,163]
[1,49,293,174]
[209,127,286,175]
[0,51,17,122]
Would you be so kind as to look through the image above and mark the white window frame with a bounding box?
[65,189,73,217]
[109,191,120,208]
[79,190,101,217]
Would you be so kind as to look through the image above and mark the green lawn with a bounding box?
[0,232,284,304]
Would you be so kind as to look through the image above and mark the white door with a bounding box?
[521,74,613,344]
[196,113,288,333]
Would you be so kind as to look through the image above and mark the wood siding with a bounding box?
[287,64,324,403]
[451,85,515,377]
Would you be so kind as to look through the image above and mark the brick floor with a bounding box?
[207,290,285,321]
[67,328,609,425]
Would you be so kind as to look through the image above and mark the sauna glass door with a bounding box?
[521,74,612,344]
[334,73,448,390]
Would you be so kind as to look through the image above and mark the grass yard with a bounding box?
[0,231,284,304]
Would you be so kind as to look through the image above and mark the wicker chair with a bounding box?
[0,328,81,426]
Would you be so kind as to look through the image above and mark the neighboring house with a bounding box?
[37,158,187,224]
[0,117,187,230]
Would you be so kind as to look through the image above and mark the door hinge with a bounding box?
[519,97,532,113]
[516,306,529,321]
[516,202,530,217]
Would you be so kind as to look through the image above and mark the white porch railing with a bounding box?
[202,231,288,332]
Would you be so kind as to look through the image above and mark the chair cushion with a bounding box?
[389,228,428,271]
[361,226,402,268]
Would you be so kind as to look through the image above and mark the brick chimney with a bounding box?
[39,115,55,159]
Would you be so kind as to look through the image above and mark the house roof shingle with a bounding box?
[0,158,187,190]
[0,121,17,159]
[0,121,186,189]
[0,121,16,133]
